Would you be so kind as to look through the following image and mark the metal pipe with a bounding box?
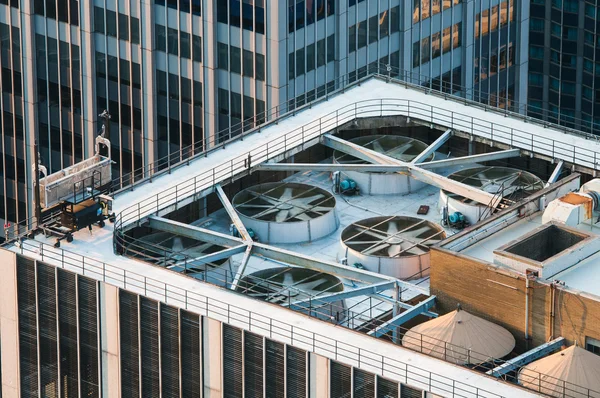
[549,283,556,340]
[525,277,530,346]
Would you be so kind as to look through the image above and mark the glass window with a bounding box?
[94,7,104,34]
[583,86,593,100]
[243,49,254,77]
[421,0,430,20]
[412,41,420,68]
[289,52,295,79]
[231,92,241,119]
[481,9,489,36]
[193,35,202,62]
[192,0,201,15]
[421,37,430,64]
[551,50,559,64]
[119,59,130,85]
[585,32,594,46]
[119,13,129,41]
[432,32,441,59]
[168,73,179,100]
[218,42,228,69]
[530,18,544,32]
[132,62,141,89]
[317,38,325,67]
[584,58,593,72]
[530,46,544,59]
[491,6,498,32]
[168,28,178,55]
[181,77,192,104]
[256,6,265,34]
[550,78,559,91]
[296,47,305,76]
[306,43,315,72]
[413,0,420,23]
[585,4,596,18]
[230,46,241,74]
[453,22,461,49]
[528,73,543,86]
[562,81,575,95]
[369,15,378,44]
[564,0,578,13]
[551,23,561,37]
[358,20,367,49]
[442,26,451,53]
[563,27,577,41]
[327,34,335,63]
[391,6,399,33]
[155,24,166,52]
[106,10,117,37]
[131,17,140,44]
[180,32,191,59]
[348,25,356,53]
[500,2,508,27]
[379,10,389,39]
[255,53,265,81]
[432,0,441,16]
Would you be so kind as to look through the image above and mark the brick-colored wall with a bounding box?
[430,248,600,353]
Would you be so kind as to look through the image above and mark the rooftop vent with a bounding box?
[494,223,599,278]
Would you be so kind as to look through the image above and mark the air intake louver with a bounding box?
[265,339,285,398]
[377,376,399,398]
[37,262,58,398]
[119,290,140,398]
[354,368,375,398]
[181,310,201,398]
[330,361,352,398]
[78,276,99,397]
[161,304,180,398]
[286,346,307,398]
[244,331,264,398]
[140,297,160,397]
[17,256,38,397]
[223,325,243,398]
[57,269,78,398]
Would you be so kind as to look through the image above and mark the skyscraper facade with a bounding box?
[0,0,595,232]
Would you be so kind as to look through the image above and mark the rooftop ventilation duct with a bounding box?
[333,135,432,195]
[542,178,600,227]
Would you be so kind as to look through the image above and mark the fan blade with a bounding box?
[311,206,333,212]
[372,140,385,153]
[295,194,325,205]
[387,221,398,235]
[275,210,290,222]
[195,242,214,253]
[360,229,390,241]
[363,243,390,255]
[405,246,427,256]
[280,187,294,201]
[402,226,431,239]
[388,244,403,257]
[292,212,312,221]
[253,207,280,219]
[296,278,329,292]
[246,190,281,206]
[387,142,414,159]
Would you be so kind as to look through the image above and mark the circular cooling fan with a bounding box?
[236,267,343,304]
[333,135,433,170]
[341,216,446,257]
[132,232,226,271]
[443,166,544,203]
[232,182,335,223]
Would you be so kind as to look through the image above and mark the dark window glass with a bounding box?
[218,42,228,69]
[369,15,378,44]
[306,43,315,72]
[230,0,241,27]
[230,46,241,74]
[380,10,389,38]
[217,1,228,23]
[256,6,265,34]
[131,17,140,44]
[327,34,334,63]
[296,47,305,76]
[243,49,254,77]
[156,25,166,51]
[349,25,356,53]
[94,7,105,34]
[289,52,295,79]
[317,39,325,67]
[255,53,265,81]
[106,10,117,37]
[358,20,367,48]
[181,77,192,104]
[391,6,399,33]
[119,13,129,41]
[242,1,253,30]
[132,62,141,89]
[192,0,201,15]
[57,0,69,22]
[193,35,202,62]
[180,32,191,59]
[70,0,79,26]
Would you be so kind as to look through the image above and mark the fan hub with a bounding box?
[276,203,294,210]
[387,237,404,245]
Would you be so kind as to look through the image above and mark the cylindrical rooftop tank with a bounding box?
[339,216,446,280]
[438,166,544,225]
[232,182,338,243]
[333,135,433,195]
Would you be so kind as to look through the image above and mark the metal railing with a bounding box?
[13,238,513,398]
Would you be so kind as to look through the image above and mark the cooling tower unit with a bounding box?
[439,166,544,224]
[232,182,338,243]
[339,216,446,280]
[130,232,231,275]
[235,267,346,321]
[333,135,433,195]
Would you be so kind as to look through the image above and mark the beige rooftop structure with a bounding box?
[519,345,600,398]
[402,307,516,365]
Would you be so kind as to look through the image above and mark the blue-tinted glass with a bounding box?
[192,0,201,15]
[180,0,190,13]
[217,1,228,23]
[256,7,265,34]
[242,2,253,30]
[230,0,241,27]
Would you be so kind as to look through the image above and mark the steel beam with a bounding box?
[166,245,247,270]
[146,216,244,247]
[412,129,453,164]
[256,163,409,173]
[251,242,416,286]
[286,281,397,310]
[215,184,251,241]
[486,337,565,377]
[230,244,253,291]
[368,296,437,337]
[323,134,496,205]
[371,294,438,317]
[546,160,564,187]
[417,149,521,169]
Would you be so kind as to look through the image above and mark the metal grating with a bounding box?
[377,376,399,398]
[286,346,307,398]
[57,269,78,398]
[119,290,140,398]
[181,310,201,398]
[223,324,243,398]
[17,255,38,397]
[401,385,423,398]
[161,304,180,398]
[140,297,160,397]
[330,361,352,398]
[37,262,58,398]
[78,276,99,397]
[244,331,264,398]
[354,368,375,398]
[265,339,285,398]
